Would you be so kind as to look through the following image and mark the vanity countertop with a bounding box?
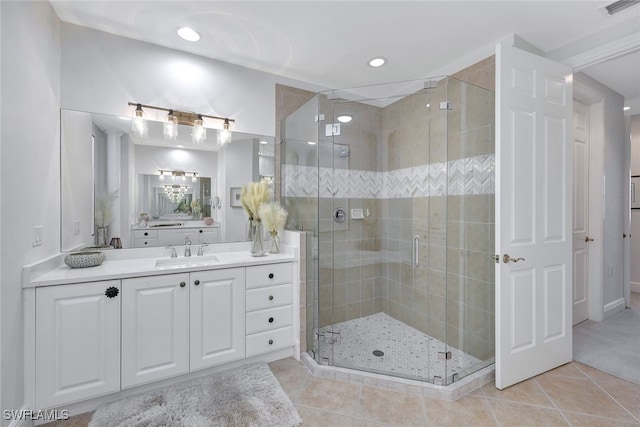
[24,248,295,288]
[132,222,220,230]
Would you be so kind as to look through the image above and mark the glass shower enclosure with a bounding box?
[282,77,495,385]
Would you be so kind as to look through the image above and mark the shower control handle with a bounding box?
[414,235,420,268]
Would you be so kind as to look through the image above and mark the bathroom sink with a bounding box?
[155,255,219,268]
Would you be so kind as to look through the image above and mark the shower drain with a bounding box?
[372,350,384,357]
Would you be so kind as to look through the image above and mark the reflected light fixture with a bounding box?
[624,106,631,111]
[307,141,317,145]
[159,170,165,181]
[260,140,269,145]
[218,118,232,147]
[192,114,206,145]
[132,103,148,138]
[337,115,352,123]
[163,110,178,139]
[177,27,200,42]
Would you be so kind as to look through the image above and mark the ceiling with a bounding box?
[50,1,640,113]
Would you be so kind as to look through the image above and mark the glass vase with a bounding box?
[251,220,265,255]
[269,231,280,254]
[246,219,255,241]
[96,226,108,246]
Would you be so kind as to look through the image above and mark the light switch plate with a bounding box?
[33,226,43,247]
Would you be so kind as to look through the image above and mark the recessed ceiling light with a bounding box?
[177,144,184,148]
[624,106,631,111]
[307,141,317,145]
[337,115,352,123]
[260,140,269,145]
[177,27,200,42]
[368,57,386,68]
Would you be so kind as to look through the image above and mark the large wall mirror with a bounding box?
[61,109,275,251]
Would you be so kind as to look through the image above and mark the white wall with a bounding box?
[0,1,60,423]
[574,73,627,318]
[60,24,324,137]
[630,115,640,292]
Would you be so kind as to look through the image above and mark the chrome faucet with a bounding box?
[197,243,208,256]
[184,237,192,257]
[165,246,177,258]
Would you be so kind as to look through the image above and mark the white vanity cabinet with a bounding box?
[36,280,121,409]
[190,268,245,370]
[245,263,295,357]
[121,273,190,388]
[28,256,296,411]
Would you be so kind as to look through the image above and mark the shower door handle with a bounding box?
[414,235,420,268]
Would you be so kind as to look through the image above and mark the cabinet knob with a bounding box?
[199,229,203,233]
[268,273,274,279]
[105,287,119,298]
[179,282,186,288]
[268,317,274,323]
[194,280,200,286]
[144,232,148,236]
[268,295,274,301]
[268,339,274,345]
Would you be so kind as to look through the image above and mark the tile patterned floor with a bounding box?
[44,357,640,426]
[316,312,482,383]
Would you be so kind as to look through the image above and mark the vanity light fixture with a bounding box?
[177,27,201,42]
[192,114,206,145]
[128,102,235,146]
[217,118,232,147]
[337,115,352,123]
[158,170,199,183]
[163,110,178,140]
[132,103,148,138]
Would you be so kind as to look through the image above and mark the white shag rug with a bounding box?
[89,363,302,427]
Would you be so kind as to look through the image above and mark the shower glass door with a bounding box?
[320,80,450,383]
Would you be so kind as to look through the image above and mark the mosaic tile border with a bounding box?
[283,154,494,199]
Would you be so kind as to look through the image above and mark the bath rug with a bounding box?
[89,363,302,427]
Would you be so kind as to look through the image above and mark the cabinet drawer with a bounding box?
[134,238,157,248]
[246,283,293,311]
[134,229,157,239]
[246,263,293,289]
[246,305,293,334]
[246,326,293,357]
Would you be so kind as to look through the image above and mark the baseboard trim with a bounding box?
[603,297,626,320]
[7,405,32,427]
[630,282,640,293]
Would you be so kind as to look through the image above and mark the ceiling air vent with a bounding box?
[604,0,640,15]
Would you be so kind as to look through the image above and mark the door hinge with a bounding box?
[314,114,326,123]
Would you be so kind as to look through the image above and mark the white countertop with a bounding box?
[24,247,296,288]
[132,222,220,230]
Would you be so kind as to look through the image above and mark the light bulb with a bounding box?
[163,111,178,139]
[132,104,148,138]
[192,115,206,144]
[218,119,232,146]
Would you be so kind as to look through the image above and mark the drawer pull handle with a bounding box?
[268,339,274,345]
[179,282,186,288]
[268,295,274,301]
[194,280,200,286]
[268,273,274,279]
[268,317,274,323]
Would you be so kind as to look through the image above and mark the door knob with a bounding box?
[503,254,525,263]
[585,236,595,242]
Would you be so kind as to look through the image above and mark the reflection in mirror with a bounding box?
[60,109,275,251]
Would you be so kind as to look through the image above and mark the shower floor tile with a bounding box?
[316,312,481,383]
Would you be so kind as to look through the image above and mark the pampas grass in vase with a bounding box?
[241,180,272,254]
[259,202,288,254]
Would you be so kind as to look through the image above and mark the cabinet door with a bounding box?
[121,273,189,388]
[36,280,120,409]
[190,268,245,370]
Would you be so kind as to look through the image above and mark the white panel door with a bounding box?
[190,268,245,370]
[495,43,573,389]
[36,280,120,409]
[573,100,591,325]
[122,273,189,388]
